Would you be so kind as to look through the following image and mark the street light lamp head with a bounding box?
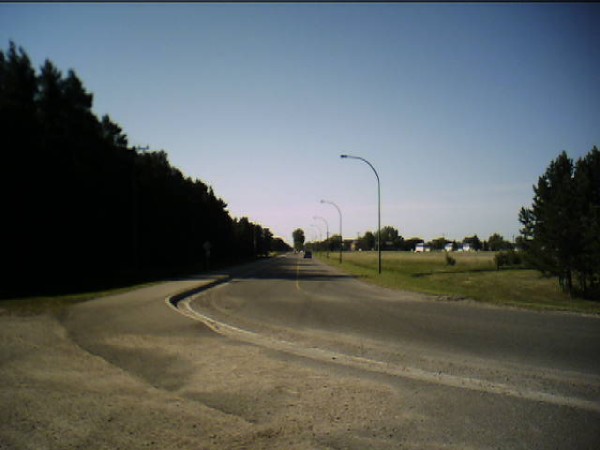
[340,154,348,159]
[320,199,326,204]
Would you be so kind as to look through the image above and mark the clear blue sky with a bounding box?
[2,3,599,245]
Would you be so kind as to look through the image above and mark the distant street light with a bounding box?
[340,154,382,274]
[310,224,322,251]
[313,215,330,258]
[320,199,342,263]
[311,223,322,239]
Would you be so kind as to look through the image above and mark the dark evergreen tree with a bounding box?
[356,231,376,251]
[0,42,280,297]
[487,233,514,252]
[519,148,600,297]
[462,235,482,251]
[1,42,43,292]
[403,237,424,252]
[271,237,292,253]
[377,226,404,250]
[573,147,600,295]
[429,237,450,251]
[292,228,305,251]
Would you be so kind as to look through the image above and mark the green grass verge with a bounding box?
[0,255,279,317]
[316,251,600,315]
[0,282,158,317]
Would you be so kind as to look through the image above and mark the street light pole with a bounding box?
[313,215,330,258]
[311,223,322,241]
[320,199,342,264]
[310,224,322,253]
[340,154,381,274]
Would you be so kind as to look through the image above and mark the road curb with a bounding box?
[166,275,230,308]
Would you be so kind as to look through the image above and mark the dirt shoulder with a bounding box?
[0,280,404,450]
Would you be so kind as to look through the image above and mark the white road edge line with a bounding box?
[165,278,600,414]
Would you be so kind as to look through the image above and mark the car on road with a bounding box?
[303,251,313,259]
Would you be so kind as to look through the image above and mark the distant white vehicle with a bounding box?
[444,243,454,252]
[415,243,431,253]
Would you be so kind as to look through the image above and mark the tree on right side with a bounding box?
[519,147,600,298]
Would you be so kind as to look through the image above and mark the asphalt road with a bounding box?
[43,253,600,449]
[192,255,599,373]
[182,253,600,447]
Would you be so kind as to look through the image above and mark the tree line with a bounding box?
[0,42,290,297]
[299,226,515,253]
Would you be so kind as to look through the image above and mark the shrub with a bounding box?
[445,253,457,266]
[495,250,523,270]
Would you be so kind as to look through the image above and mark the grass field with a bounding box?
[317,251,600,315]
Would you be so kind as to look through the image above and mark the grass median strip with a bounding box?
[316,251,600,315]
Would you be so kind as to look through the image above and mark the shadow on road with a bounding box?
[165,255,356,294]
[170,255,353,284]
[231,256,355,283]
